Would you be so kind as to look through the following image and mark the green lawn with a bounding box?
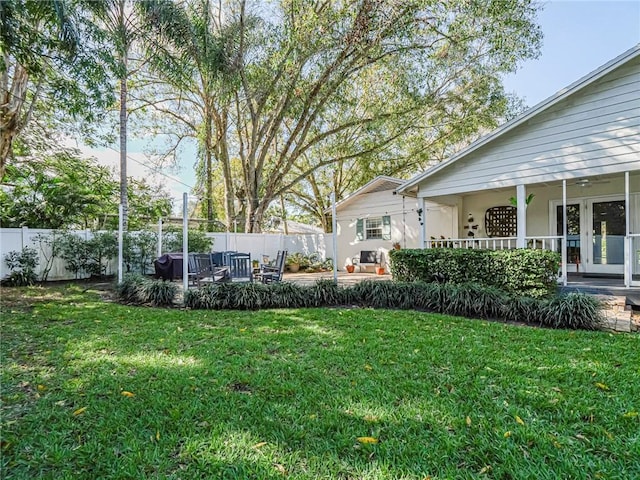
[1,285,639,479]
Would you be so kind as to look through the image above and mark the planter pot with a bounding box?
[288,264,300,273]
[346,265,355,273]
[376,267,385,275]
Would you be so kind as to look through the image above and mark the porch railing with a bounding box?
[425,236,562,251]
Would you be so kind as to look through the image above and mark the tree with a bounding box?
[0,141,173,229]
[0,0,114,180]
[135,0,235,231]
[140,0,542,232]
[0,150,117,229]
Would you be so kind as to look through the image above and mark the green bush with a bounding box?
[542,293,603,330]
[389,248,560,298]
[2,247,39,286]
[140,279,178,307]
[115,275,177,306]
[163,228,213,254]
[115,274,147,304]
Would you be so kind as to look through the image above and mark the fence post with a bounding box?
[21,226,28,250]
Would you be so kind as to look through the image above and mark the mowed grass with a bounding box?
[1,285,639,480]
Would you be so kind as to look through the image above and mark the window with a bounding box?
[356,215,391,241]
[365,217,383,239]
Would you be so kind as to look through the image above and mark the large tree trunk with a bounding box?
[0,60,29,180]
[204,110,214,230]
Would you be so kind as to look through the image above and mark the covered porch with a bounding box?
[420,171,640,288]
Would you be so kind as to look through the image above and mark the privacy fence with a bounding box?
[0,227,333,282]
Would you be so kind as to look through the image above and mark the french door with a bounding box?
[554,196,626,275]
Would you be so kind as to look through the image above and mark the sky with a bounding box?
[80,0,640,211]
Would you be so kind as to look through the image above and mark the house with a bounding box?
[397,45,640,287]
[330,176,455,272]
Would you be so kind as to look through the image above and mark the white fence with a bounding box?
[0,227,333,282]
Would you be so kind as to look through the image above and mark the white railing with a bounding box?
[426,236,562,251]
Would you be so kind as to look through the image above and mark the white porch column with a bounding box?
[624,171,630,288]
[562,180,567,286]
[516,184,527,248]
[419,198,426,248]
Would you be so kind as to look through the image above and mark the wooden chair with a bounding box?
[192,253,228,287]
[255,250,287,284]
[228,253,253,282]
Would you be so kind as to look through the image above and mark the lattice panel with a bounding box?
[484,206,517,238]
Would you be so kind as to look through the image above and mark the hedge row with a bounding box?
[179,280,602,330]
[389,248,560,298]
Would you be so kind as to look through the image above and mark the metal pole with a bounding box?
[183,193,188,292]
[157,217,163,258]
[118,204,124,283]
[331,192,338,284]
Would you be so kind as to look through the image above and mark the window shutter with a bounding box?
[356,218,364,240]
[382,215,391,240]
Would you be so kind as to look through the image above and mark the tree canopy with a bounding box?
[138,0,542,231]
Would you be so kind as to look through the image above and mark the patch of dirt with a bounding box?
[0,279,116,310]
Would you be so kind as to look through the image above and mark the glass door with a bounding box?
[587,198,625,274]
[556,204,582,273]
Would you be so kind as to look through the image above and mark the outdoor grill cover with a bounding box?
[154,253,184,280]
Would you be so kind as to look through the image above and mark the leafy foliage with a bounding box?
[138,278,178,307]
[114,273,147,304]
[390,248,560,298]
[176,280,602,330]
[2,247,39,286]
[123,231,157,274]
[162,227,213,254]
[140,0,542,231]
[58,233,91,279]
[115,274,177,307]
[0,151,173,230]
[85,232,118,278]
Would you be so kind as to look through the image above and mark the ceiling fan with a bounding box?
[567,177,611,188]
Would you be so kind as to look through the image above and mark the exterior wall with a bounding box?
[418,57,640,197]
[335,190,421,271]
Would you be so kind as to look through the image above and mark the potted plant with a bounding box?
[286,252,305,273]
[376,266,385,275]
[346,264,355,273]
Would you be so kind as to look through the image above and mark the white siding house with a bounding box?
[398,45,640,287]
[331,176,457,272]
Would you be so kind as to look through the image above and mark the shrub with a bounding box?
[59,232,90,278]
[115,274,178,306]
[542,293,603,330]
[2,247,39,286]
[139,279,178,307]
[163,228,213,253]
[123,231,157,274]
[309,279,349,307]
[85,232,118,277]
[389,248,560,298]
[115,274,147,304]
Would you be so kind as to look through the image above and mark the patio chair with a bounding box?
[228,252,253,282]
[254,250,287,284]
[192,253,229,287]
